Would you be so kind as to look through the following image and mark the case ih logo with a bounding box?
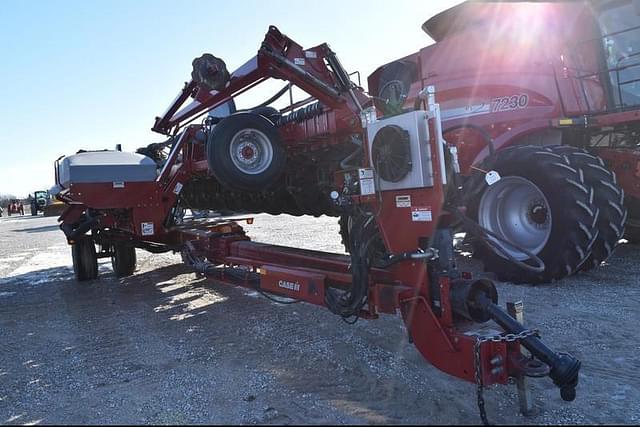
[278,280,301,292]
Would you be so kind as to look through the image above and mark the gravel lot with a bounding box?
[1,213,639,425]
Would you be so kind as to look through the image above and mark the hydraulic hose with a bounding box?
[446,205,545,274]
[236,84,291,113]
[325,215,376,319]
[444,124,495,156]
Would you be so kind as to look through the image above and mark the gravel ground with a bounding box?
[0,213,639,425]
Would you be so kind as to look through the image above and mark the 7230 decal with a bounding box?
[491,94,529,112]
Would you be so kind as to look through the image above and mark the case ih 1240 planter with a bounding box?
[53,23,583,423]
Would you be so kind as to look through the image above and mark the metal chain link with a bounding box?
[474,329,540,425]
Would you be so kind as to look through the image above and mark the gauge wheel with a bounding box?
[111,242,137,277]
[72,238,98,281]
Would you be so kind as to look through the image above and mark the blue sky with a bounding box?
[0,0,462,197]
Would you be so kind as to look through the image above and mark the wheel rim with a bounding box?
[229,128,273,175]
[478,176,552,261]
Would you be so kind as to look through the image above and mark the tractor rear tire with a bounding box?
[468,145,599,284]
[548,146,627,270]
[111,243,137,277]
[71,238,98,281]
[207,113,286,192]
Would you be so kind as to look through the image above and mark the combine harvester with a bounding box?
[50,15,588,421]
[368,0,640,283]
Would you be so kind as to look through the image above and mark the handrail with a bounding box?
[568,24,640,111]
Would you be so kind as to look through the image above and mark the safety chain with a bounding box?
[473,329,540,425]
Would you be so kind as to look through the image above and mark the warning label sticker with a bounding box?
[411,207,432,222]
[395,195,411,208]
[141,222,155,236]
[360,178,375,196]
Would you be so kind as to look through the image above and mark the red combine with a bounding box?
[53,22,583,422]
[369,0,639,283]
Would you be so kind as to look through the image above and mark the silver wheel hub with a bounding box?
[478,176,552,261]
[229,129,273,175]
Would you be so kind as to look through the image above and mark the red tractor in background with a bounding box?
[7,199,24,216]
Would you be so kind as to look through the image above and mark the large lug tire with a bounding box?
[71,238,98,281]
[548,146,627,270]
[207,113,286,192]
[468,145,599,284]
[111,243,137,277]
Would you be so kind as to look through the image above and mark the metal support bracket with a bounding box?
[507,301,538,417]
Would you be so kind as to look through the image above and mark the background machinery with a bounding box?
[54,23,582,422]
[29,190,68,216]
[29,191,48,216]
[7,199,24,216]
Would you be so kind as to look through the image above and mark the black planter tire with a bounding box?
[112,243,137,277]
[468,145,599,284]
[72,238,98,281]
[548,145,627,270]
[207,113,286,192]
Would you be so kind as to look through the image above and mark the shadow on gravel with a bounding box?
[11,224,60,233]
[0,215,42,222]
[91,262,437,424]
[0,265,73,287]
[8,241,640,424]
